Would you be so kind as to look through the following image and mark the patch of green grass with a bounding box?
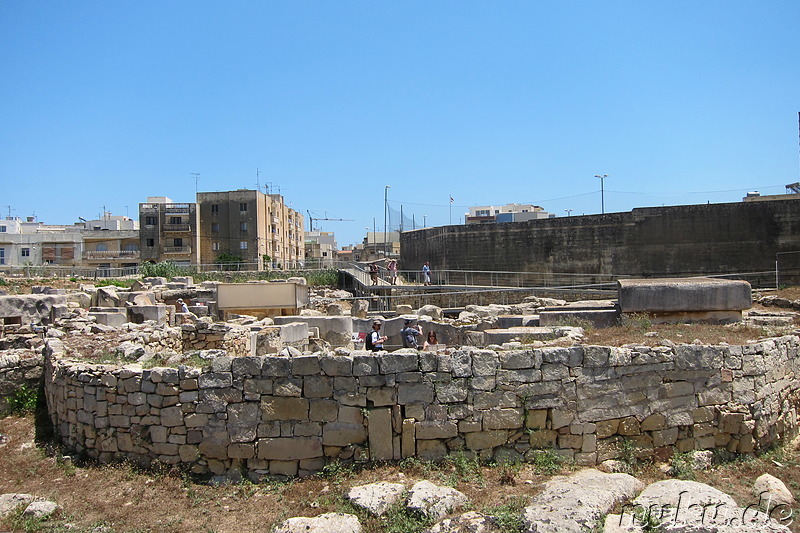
[670,451,696,480]
[96,279,134,288]
[441,453,485,487]
[382,502,434,533]
[484,495,528,533]
[529,449,563,475]
[0,277,8,286]
[3,385,39,417]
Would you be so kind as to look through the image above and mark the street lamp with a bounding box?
[384,185,390,258]
[565,209,573,217]
[594,174,608,214]
[423,214,427,227]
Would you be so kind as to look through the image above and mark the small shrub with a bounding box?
[530,449,563,475]
[382,502,433,533]
[444,453,484,486]
[139,261,187,279]
[0,277,8,286]
[4,385,38,416]
[96,279,133,288]
[670,451,696,480]
[485,496,527,533]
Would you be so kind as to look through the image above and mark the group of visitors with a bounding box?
[366,319,439,352]
[366,260,433,286]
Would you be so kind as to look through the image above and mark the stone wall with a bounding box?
[42,336,800,479]
[400,199,800,285]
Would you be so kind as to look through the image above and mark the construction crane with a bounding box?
[306,211,353,231]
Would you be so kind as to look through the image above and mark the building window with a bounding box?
[21,248,30,257]
[0,226,6,232]
[145,216,157,226]
[146,238,154,247]
[240,222,247,232]
[96,243,108,252]
[211,204,219,214]
[212,242,220,251]
[240,241,248,250]
[240,203,248,212]
[211,223,219,233]
[174,238,183,247]
[169,216,182,225]
[0,248,4,264]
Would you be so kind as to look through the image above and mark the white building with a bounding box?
[0,214,139,269]
[466,204,554,224]
[305,231,338,268]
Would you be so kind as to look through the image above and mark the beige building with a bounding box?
[304,231,338,268]
[0,214,138,273]
[138,197,200,266]
[197,190,304,269]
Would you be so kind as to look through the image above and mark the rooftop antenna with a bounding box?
[3,205,11,218]
[191,172,200,194]
[256,168,261,193]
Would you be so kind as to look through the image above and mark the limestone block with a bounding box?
[526,409,548,429]
[322,422,367,446]
[523,469,644,533]
[366,387,396,406]
[378,353,418,374]
[302,375,333,398]
[309,400,338,422]
[320,355,354,376]
[273,512,361,533]
[617,417,641,435]
[618,278,751,313]
[415,421,458,440]
[435,381,468,403]
[257,437,323,460]
[465,430,508,450]
[261,397,309,420]
[483,408,524,430]
[640,414,666,431]
[351,300,369,318]
[402,418,416,458]
[651,427,679,447]
[274,377,303,397]
[397,383,434,405]
[407,480,468,520]
[529,429,558,449]
[417,439,448,461]
[347,481,405,517]
[367,408,393,461]
[551,409,575,430]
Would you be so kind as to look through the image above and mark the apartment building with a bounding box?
[139,197,200,266]
[0,214,138,270]
[304,231,338,268]
[197,190,304,269]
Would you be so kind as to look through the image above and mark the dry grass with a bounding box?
[3,415,800,532]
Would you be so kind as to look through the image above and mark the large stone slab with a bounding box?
[0,294,67,325]
[618,278,751,313]
[630,479,791,532]
[522,468,644,533]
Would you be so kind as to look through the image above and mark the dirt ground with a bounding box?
[2,414,800,533]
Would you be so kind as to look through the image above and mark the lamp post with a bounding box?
[423,214,427,227]
[384,185,390,258]
[565,209,573,217]
[594,174,608,214]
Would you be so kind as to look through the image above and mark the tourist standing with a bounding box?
[369,320,388,352]
[369,262,379,285]
[387,259,398,285]
[400,319,422,349]
[422,261,431,286]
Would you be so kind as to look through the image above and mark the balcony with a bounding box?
[163,223,191,232]
[164,246,191,254]
[83,250,141,260]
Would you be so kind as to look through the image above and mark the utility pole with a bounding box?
[384,186,390,258]
[594,174,608,214]
[565,209,573,217]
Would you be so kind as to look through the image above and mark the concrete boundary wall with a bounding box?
[43,336,800,479]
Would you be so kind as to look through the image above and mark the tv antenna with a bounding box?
[191,172,200,194]
[306,211,353,231]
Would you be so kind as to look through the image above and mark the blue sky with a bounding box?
[1,1,799,246]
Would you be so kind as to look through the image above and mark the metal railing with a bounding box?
[82,250,141,260]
